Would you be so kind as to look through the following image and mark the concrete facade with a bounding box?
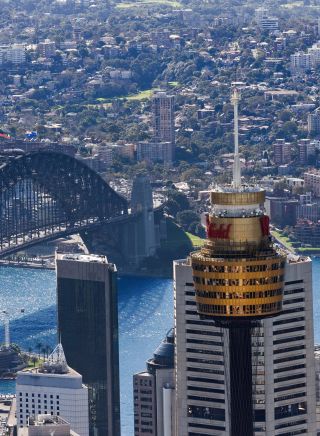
[174,255,316,435]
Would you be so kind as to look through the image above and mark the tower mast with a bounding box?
[231,88,241,189]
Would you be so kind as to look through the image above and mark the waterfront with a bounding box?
[0,257,320,435]
[0,266,173,436]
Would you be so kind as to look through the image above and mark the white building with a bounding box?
[6,44,26,64]
[255,8,279,32]
[38,40,56,58]
[304,169,320,197]
[307,41,320,67]
[291,52,312,74]
[16,344,89,436]
[137,141,174,164]
[308,109,320,134]
[174,254,316,435]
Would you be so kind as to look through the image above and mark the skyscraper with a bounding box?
[273,139,291,165]
[56,253,120,436]
[174,89,316,435]
[174,255,316,435]
[133,329,175,436]
[152,91,175,162]
[16,344,89,436]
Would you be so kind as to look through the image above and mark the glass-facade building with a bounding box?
[56,253,120,436]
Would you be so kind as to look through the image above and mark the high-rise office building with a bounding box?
[308,109,320,135]
[133,329,175,436]
[56,253,120,436]
[298,139,315,165]
[174,89,316,435]
[16,344,89,436]
[152,91,175,162]
[304,169,320,197]
[273,139,291,165]
[174,255,316,435]
[37,39,56,58]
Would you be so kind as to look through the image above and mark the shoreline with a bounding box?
[0,261,173,278]
[0,261,55,270]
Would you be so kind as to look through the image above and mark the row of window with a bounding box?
[196,289,283,299]
[274,326,305,337]
[187,367,224,376]
[186,338,222,347]
[192,262,285,274]
[194,276,283,287]
[283,298,305,306]
[186,348,223,356]
[197,301,282,315]
[19,393,59,399]
[274,335,305,346]
[273,354,306,365]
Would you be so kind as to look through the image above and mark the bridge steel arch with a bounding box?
[0,151,128,257]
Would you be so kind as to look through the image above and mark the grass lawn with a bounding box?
[271,230,294,251]
[298,247,320,254]
[168,81,180,87]
[116,0,182,8]
[125,89,155,101]
[186,232,204,248]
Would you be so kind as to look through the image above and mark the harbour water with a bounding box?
[1,256,320,435]
[0,266,173,436]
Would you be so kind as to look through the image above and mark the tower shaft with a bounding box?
[229,324,253,436]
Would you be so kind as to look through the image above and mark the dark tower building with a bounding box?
[56,253,121,436]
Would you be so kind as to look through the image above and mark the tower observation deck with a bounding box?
[191,89,286,436]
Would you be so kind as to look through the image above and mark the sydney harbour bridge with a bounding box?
[0,150,132,259]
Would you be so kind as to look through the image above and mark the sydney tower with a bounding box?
[191,89,286,436]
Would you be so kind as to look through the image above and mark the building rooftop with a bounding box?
[40,343,68,374]
[56,253,108,264]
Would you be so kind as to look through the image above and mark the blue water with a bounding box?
[0,267,173,436]
[2,258,320,435]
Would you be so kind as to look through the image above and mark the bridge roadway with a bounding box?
[0,213,132,259]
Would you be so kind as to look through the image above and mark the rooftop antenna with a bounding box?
[231,87,241,189]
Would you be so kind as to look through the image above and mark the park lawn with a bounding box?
[125,89,156,101]
[298,247,320,254]
[168,81,180,87]
[271,230,294,251]
[116,0,182,8]
[186,232,204,248]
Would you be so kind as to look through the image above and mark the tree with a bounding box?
[166,190,190,212]
[36,342,42,358]
[176,210,199,230]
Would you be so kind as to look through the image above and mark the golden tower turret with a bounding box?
[191,89,285,323]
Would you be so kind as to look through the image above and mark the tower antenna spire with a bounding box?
[231,87,241,189]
